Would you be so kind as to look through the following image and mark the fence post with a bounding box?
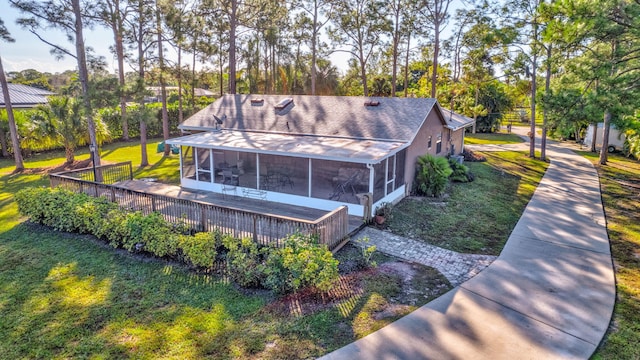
[200,206,207,232]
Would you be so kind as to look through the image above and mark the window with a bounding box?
[436,133,442,154]
[428,136,432,149]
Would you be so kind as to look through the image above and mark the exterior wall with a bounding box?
[449,128,465,156]
[404,111,447,193]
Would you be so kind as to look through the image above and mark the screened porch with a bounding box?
[167,131,408,217]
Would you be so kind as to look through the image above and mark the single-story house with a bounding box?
[167,95,475,218]
[0,83,54,108]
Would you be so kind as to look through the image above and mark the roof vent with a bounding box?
[251,98,264,105]
[364,100,380,107]
[274,97,293,110]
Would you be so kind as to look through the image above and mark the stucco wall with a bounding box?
[404,111,448,193]
[449,128,465,156]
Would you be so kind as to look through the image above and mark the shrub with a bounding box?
[263,233,339,294]
[415,154,453,197]
[123,211,178,257]
[221,235,265,288]
[15,187,50,223]
[354,237,377,269]
[448,158,474,183]
[99,208,130,248]
[74,196,119,235]
[180,231,219,268]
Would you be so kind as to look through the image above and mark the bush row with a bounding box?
[15,187,339,294]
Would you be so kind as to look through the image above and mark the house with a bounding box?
[167,95,475,217]
[0,83,54,109]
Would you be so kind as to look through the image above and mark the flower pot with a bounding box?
[374,215,385,225]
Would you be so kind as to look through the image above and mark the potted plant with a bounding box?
[374,202,392,225]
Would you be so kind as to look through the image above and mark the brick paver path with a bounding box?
[352,227,497,287]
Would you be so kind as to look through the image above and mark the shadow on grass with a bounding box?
[0,223,266,359]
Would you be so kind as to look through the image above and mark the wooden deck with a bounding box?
[116,180,366,236]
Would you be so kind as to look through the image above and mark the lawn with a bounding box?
[386,151,548,255]
[464,132,525,145]
[0,140,452,359]
[583,153,640,359]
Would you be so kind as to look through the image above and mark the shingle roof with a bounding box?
[441,108,476,130]
[0,84,53,108]
[179,95,440,142]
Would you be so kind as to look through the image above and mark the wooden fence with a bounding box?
[49,165,349,250]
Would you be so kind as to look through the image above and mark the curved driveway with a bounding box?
[321,140,615,359]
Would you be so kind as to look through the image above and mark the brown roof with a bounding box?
[179,95,441,142]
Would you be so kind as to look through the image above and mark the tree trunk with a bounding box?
[0,56,24,171]
[228,0,237,94]
[431,21,440,98]
[71,0,100,169]
[137,1,148,167]
[590,122,598,152]
[310,4,318,95]
[0,127,9,157]
[156,5,170,156]
[65,144,75,164]
[403,34,411,97]
[528,16,539,159]
[113,1,128,141]
[391,4,400,98]
[178,44,183,123]
[541,44,552,161]
[599,111,611,165]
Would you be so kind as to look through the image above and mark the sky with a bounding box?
[0,1,352,76]
[1,0,468,77]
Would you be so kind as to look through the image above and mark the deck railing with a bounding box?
[49,168,348,250]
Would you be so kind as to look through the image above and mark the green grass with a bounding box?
[464,132,525,145]
[581,153,640,359]
[0,139,452,358]
[387,151,548,255]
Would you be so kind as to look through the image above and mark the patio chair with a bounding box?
[221,169,239,185]
[222,183,237,198]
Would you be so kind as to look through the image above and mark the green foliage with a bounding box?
[221,235,265,288]
[263,233,339,294]
[448,158,473,183]
[374,202,392,218]
[180,231,220,268]
[15,187,340,295]
[355,237,377,269]
[474,81,513,133]
[100,101,201,140]
[124,211,178,256]
[415,154,453,197]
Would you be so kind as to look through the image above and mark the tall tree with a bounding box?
[124,0,156,166]
[92,0,130,140]
[551,0,640,164]
[294,0,333,95]
[0,18,24,171]
[11,0,102,167]
[329,0,391,96]
[423,0,454,98]
[155,0,170,156]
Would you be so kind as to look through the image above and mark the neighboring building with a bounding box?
[0,83,54,109]
[167,95,474,217]
[585,122,626,153]
[145,86,216,103]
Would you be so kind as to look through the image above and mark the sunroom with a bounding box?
[166,130,408,217]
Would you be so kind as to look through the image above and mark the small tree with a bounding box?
[415,154,452,197]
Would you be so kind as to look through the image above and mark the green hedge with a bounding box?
[15,187,339,294]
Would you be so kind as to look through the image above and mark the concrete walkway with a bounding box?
[321,140,615,359]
